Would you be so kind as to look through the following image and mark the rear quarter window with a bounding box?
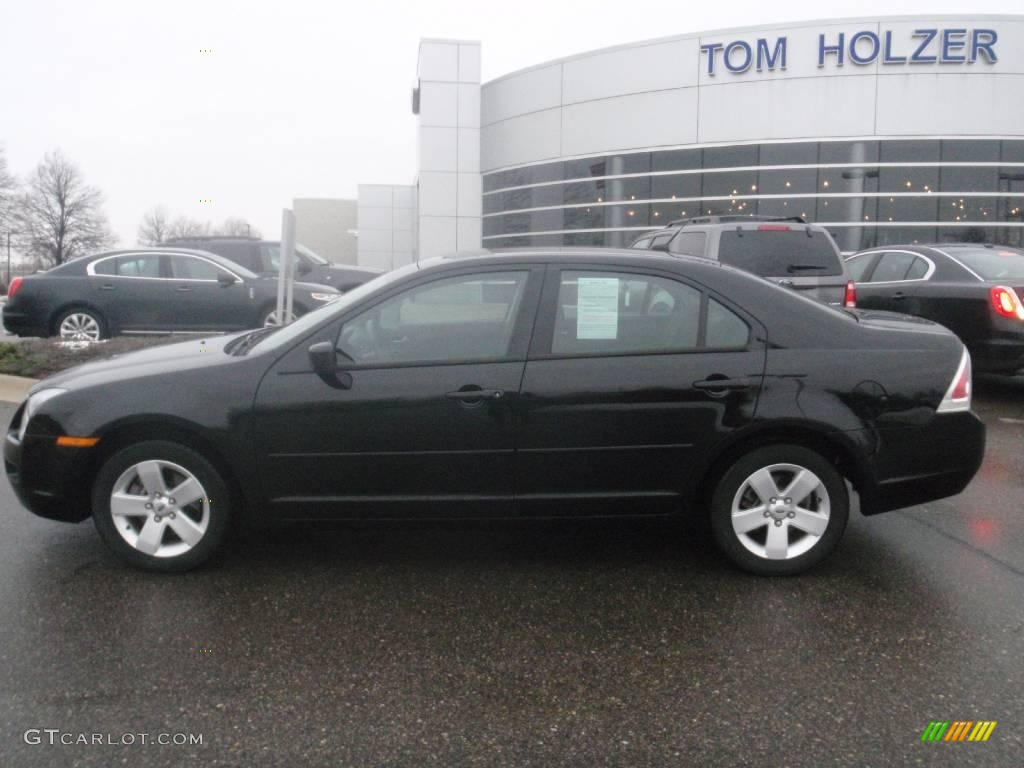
[717,230,843,277]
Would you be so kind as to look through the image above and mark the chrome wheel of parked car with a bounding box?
[264,309,297,327]
[92,441,230,571]
[58,311,103,341]
[730,463,830,561]
[110,459,210,558]
[711,444,849,576]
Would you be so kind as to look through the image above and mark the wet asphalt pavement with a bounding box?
[0,383,1022,768]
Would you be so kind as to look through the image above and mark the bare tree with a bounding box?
[14,149,115,266]
[137,205,171,245]
[165,216,211,240]
[216,217,260,238]
[0,147,16,231]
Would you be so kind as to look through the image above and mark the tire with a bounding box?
[54,307,107,341]
[710,444,848,576]
[92,440,231,572]
[259,303,306,328]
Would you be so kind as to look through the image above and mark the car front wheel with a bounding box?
[92,441,231,572]
[710,444,849,576]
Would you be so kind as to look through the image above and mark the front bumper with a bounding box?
[859,411,986,515]
[4,428,95,523]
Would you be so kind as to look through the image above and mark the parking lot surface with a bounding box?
[0,381,1022,768]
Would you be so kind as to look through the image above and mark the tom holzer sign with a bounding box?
[700,28,999,75]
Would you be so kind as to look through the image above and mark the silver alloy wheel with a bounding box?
[264,309,297,327]
[110,459,210,558]
[59,312,101,341]
[730,462,831,561]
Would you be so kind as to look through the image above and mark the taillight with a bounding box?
[990,285,1024,320]
[937,348,972,414]
[7,277,22,299]
[843,280,857,308]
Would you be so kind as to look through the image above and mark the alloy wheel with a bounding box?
[264,309,297,327]
[730,462,831,561]
[110,460,210,558]
[59,313,101,341]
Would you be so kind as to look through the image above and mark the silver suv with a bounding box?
[631,215,856,307]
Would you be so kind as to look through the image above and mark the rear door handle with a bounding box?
[891,292,906,300]
[445,388,504,401]
[99,284,116,291]
[175,286,193,292]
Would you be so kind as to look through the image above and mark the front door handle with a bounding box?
[891,292,906,300]
[99,284,116,291]
[175,285,194,293]
[693,376,754,395]
[445,388,505,402]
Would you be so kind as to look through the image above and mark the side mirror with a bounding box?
[308,341,352,389]
[217,272,236,287]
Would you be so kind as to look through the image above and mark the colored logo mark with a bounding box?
[921,721,997,742]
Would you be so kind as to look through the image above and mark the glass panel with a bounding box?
[651,149,702,171]
[706,299,749,348]
[93,259,116,276]
[1001,140,1024,163]
[703,145,759,169]
[940,166,999,193]
[757,168,817,195]
[717,230,843,276]
[817,166,879,196]
[552,271,702,355]
[759,142,817,166]
[116,255,162,278]
[701,170,758,200]
[845,253,876,280]
[877,194,938,223]
[337,271,529,365]
[879,141,940,163]
[818,141,879,164]
[670,231,706,257]
[171,256,224,280]
[869,252,917,282]
[816,196,878,225]
[944,245,1024,279]
[906,257,929,280]
[879,166,939,194]
[941,140,1000,163]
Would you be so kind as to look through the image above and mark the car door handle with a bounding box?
[891,292,906,300]
[693,377,753,393]
[99,284,116,291]
[175,286,193,292]
[445,388,504,401]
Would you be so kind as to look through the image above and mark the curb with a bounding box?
[0,374,38,404]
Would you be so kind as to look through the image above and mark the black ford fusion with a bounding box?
[846,243,1024,374]
[4,248,985,575]
[2,248,340,340]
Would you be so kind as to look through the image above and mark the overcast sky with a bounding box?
[0,0,1014,248]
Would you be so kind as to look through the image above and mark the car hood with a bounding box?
[35,333,248,393]
[254,277,337,295]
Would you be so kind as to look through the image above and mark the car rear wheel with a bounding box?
[56,308,106,341]
[710,444,848,576]
[92,441,230,572]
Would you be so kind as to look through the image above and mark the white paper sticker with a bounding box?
[576,277,619,339]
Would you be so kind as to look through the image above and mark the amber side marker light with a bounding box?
[56,436,100,448]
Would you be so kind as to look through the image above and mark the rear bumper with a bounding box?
[4,429,94,523]
[969,338,1024,374]
[1,308,46,337]
[858,411,985,515]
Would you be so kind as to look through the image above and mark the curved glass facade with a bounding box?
[482,139,1024,251]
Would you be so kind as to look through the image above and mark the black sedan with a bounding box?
[846,243,1024,374]
[4,248,984,575]
[2,248,341,340]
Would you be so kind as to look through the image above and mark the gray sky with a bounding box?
[1,0,1014,247]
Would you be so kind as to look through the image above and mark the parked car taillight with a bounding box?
[990,285,1024,320]
[7,277,22,299]
[843,280,857,308]
[937,348,972,414]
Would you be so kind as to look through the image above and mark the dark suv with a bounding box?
[163,237,382,292]
[631,216,856,307]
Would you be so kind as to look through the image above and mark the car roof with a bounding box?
[421,246,742,274]
[74,247,259,277]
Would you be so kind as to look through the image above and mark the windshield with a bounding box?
[718,230,844,277]
[947,246,1024,281]
[296,244,329,266]
[245,262,419,353]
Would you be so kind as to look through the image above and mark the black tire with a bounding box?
[53,307,108,340]
[710,444,848,576]
[92,440,231,572]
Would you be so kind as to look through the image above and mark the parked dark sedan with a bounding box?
[4,248,984,575]
[2,248,341,340]
[846,243,1024,373]
[163,236,382,291]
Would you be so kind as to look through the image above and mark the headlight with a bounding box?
[310,293,339,302]
[17,388,66,442]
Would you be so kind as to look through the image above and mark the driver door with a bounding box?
[252,266,544,519]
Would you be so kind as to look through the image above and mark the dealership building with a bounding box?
[355,14,1024,269]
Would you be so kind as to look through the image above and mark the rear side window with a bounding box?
[630,237,653,250]
[650,233,674,251]
[552,271,749,356]
[114,255,162,277]
[717,230,843,277]
[869,252,917,283]
[670,231,706,257]
[845,254,876,281]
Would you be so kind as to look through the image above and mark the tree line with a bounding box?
[0,146,259,269]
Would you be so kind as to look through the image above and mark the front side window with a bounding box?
[115,255,162,278]
[869,252,917,283]
[169,256,231,281]
[552,271,704,355]
[259,244,281,272]
[338,271,529,366]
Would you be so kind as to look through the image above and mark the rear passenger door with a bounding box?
[515,265,765,516]
[853,250,932,316]
[89,253,168,331]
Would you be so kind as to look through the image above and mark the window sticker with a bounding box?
[576,277,619,339]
